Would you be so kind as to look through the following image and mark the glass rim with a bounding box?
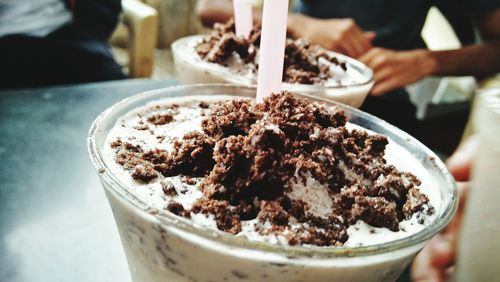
[171,35,375,90]
[88,84,457,258]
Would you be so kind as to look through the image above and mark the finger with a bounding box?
[429,236,456,269]
[457,182,469,208]
[370,67,394,97]
[338,39,360,58]
[357,31,375,54]
[373,66,394,84]
[360,49,391,73]
[359,48,383,66]
[324,35,350,55]
[324,39,346,54]
[411,243,443,282]
[348,35,366,58]
[329,42,350,57]
[349,27,371,57]
[446,160,472,182]
[368,53,392,72]
[446,135,479,181]
[364,31,376,43]
[413,268,443,282]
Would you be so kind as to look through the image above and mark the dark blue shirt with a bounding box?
[294,0,500,50]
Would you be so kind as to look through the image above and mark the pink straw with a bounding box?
[233,0,253,38]
[256,0,289,102]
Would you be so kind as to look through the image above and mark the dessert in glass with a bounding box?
[88,84,457,282]
[172,21,374,108]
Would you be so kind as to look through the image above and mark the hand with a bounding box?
[446,135,479,182]
[411,182,468,282]
[288,15,375,58]
[411,135,478,281]
[359,48,437,96]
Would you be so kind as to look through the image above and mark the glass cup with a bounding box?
[88,84,457,282]
[454,88,500,281]
[171,35,374,108]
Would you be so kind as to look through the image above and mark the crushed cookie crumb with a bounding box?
[148,113,174,125]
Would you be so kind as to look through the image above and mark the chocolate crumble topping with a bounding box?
[162,181,177,197]
[111,92,433,246]
[167,201,187,217]
[148,113,174,125]
[192,198,242,234]
[258,201,289,226]
[195,19,349,85]
[202,99,262,138]
[199,101,210,109]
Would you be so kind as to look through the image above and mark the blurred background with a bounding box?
[112,0,498,134]
[109,0,498,150]
[0,1,499,282]
[109,0,205,79]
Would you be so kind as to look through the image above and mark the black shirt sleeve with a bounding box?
[52,0,122,42]
[72,0,122,40]
[460,0,500,17]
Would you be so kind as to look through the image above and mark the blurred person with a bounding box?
[411,135,478,282]
[196,0,500,154]
[197,1,499,95]
[0,0,126,89]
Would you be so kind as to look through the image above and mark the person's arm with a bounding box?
[196,0,235,27]
[360,10,500,96]
[196,0,262,27]
[430,10,500,76]
[287,14,375,58]
[52,0,122,41]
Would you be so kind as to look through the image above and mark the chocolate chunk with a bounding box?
[203,120,286,202]
[199,101,210,109]
[202,99,262,138]
[365,135,388,157]
[285,68,317,84]
[283,39,321,84]
[148,113,174,125]
[205,34,239,63]
[167,201,186,216]
[258,201,289,226]
[163,132,216,177]
[183,176,198,185]
[403,187,430,218]
[110,139,122,148]
[352,196,400,231]
[131,164,158,182]
[236,200,259,220]
[134,123,150,131]
[123,142,143,153]
[284,198,307,221]
[192,199,241,234]
[162,182,177,196]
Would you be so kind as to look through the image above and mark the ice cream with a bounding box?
[103,92,437,247]
[194,20,365,87]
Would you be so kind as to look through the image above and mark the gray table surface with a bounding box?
[0,79,177,282]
